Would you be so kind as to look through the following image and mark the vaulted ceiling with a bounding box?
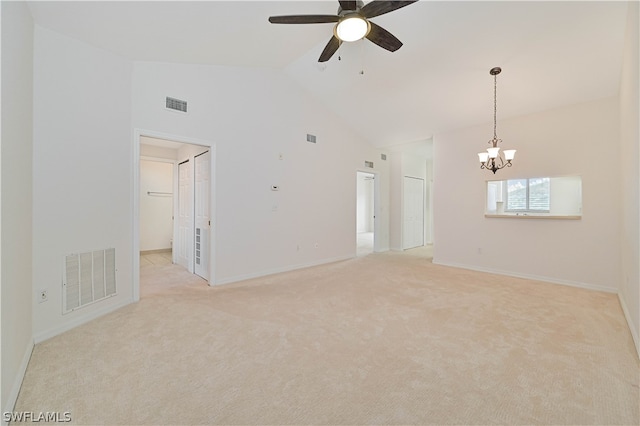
[27,1,629,148]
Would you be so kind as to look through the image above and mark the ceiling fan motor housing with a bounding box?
[337,0,365,15]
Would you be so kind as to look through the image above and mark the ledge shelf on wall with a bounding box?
[484,214,581,220]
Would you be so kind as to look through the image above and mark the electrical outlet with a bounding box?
[39,289,48,303]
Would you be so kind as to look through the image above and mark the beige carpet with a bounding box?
[14,248,639,425]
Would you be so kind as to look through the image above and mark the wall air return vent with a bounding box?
[63,248,116,314]
[166,97,188,113]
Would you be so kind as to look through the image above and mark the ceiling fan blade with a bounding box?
[366,21,403,52]
[268,15,340,24]
[318,36,342,62]
[360,1,418,19]
[338,1,357,11]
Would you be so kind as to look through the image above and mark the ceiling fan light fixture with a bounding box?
[335,16,369,42]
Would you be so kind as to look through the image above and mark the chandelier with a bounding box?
[477,67,516,174]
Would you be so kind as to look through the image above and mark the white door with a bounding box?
[194,151,210,280]
[177,160,192,270]
[403,176,425,250]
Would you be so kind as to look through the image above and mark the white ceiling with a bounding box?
[27,1,629,148]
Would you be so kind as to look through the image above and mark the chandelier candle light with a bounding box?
[478,67,516,174]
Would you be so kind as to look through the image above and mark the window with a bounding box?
[506,178,550,212]
[485,176,581,219]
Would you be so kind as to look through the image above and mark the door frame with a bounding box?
[356,169,381,253]
[132,129,216,302]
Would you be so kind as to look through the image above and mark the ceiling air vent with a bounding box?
[166,97,187,113]
[306,134,317,143]
[381,154,387,161]
[364,161,374,168]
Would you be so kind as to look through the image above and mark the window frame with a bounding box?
[505,177,550,213]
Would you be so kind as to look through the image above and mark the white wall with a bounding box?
[434,97,620,291]
[140,160,173,251]
[618,0,639,357]
[402,153,428,179]
[32,26,133,341]
[549,176,582,216]
[1,1,34,415]
[140,143,178,160]
[426,158,434,244]
[389,154,403,250]
[132,61,389,284]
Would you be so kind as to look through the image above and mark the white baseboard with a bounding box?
[33,298,133,344]
[618,292,640,360]
[2,340,34,426]
[214,255,355,286]
[431,259,617,294]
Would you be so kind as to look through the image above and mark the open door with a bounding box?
[194,150,210,280]
[177,159,192,271]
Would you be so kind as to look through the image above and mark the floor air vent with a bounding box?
[63,248,116,314]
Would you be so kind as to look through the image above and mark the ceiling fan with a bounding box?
[268,0,418,62]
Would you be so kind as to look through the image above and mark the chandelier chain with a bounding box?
[493,73,497,140]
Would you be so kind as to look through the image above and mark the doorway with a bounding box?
[139,157,175,265]
[356,171,375,256]
[133,130,215,302]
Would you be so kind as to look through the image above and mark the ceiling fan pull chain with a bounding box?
[360,40,365,75]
